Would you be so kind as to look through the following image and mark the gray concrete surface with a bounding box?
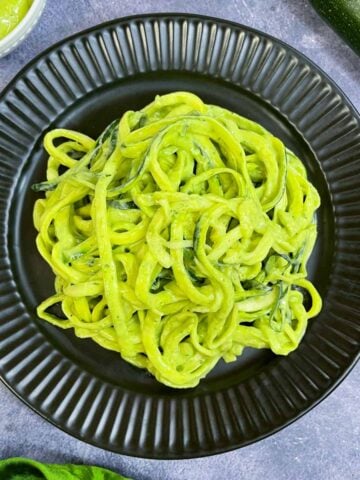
[0,1,359,479]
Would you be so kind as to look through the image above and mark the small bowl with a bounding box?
[0,0,47,58]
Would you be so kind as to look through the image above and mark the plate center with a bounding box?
[9,71,334,395]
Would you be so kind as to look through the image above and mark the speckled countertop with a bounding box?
[0,1,359,479]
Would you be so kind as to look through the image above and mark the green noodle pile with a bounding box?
[33,92,322,388]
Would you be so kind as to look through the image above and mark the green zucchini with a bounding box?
[310,0,360,55]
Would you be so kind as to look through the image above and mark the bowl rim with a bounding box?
[0,0,47,54]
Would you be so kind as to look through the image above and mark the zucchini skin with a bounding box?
[310,0,360,55]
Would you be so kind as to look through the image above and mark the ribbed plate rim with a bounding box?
[0,12,359,459]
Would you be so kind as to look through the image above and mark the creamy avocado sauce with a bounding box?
[0,0,32,40]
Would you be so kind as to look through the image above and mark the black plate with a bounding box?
[0,14,359,459]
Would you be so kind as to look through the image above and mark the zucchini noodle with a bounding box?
[32,92,322,388]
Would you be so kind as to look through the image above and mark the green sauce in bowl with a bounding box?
[0,0,32,40]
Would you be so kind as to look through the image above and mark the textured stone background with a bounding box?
[0,1,359,479]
